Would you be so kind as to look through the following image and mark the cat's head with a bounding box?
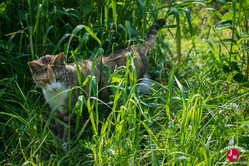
[28,53,66,92]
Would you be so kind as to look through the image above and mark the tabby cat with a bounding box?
[28,19,165,146]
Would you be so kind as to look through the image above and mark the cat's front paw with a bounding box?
[62,142,68,150]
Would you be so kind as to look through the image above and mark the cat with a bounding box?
[28,19,165,147]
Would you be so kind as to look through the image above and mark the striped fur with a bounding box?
[28,19,165,143]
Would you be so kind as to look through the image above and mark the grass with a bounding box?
[1,0,249,165]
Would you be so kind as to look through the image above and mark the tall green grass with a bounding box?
[1,0,249,165]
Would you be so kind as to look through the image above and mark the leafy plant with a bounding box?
[206,0,249,85]
[1,0,249,165]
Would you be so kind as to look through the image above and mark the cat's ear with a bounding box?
[28,60,42,74]
[53,52,65,67]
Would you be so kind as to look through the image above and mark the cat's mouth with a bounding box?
[46,88,58,92]
[45,82,62,92]
[52,87,57,91]
[50,82,61,91]
[47,87,61,92]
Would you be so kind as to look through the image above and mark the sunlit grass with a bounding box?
[1,0,249,165]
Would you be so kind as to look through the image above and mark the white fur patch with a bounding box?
[137,74,153,94]
[43,85,69,113]
[44,79,62,92]
[62,142,68,150]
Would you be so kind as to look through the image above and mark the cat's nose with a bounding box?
[52,87,57,91]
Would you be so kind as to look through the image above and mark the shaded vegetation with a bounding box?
[0,0,249,165]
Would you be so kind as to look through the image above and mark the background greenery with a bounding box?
[1,0,249,165]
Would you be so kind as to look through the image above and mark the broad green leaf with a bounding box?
[215,20,233,31]
[183,8,195,47]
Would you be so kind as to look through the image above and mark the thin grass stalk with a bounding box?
[88,58,98,136]
[28,133,49,162]
[28,23,35,60]
[42,106,60,138]
[207,19,229,53]
[130,55,137,88]
[247,43,249,80]
[161,132,169,166]
[192,94,202,136]
[67,87,76,151]
[34,3,42,56]
[100,7,103,41]
[116,110,122,164]
[129,97,139,160]
[94,77,99,134]
[112,0,117,32]
[105,0,110,30]
[245,8,249,80]
[183,8,196,49]
[19,138,28,162]
[98,49,104,116]
[174,76,188,148]
[166,66,174,121]
[72,52,84,131]
[124,56,131,102]
[150,134,157,166]
[172,8,182,67]
[132,0,136,27]
[137,0,146,38]
[18,30,25,57]
[27,0,33,32]
[142,122,160,148]
[229,0,237,65]
[126,57,137,159]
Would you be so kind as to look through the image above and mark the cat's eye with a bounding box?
[42,79,49,83]
[56,75,62,80]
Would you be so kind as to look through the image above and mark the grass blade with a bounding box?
[112,0,117,32]
[183,8,195,48]
[172,8,182,66]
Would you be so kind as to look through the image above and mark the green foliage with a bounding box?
[1,0,249,165]
[206,0,249,85]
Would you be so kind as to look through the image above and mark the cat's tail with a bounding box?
[144,19,166,48]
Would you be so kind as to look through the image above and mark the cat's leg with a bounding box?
[53,110,69,149]
[62,113,76,149]
[137,74,153,94]
[61,114,69,149]
[53,111,65,139]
